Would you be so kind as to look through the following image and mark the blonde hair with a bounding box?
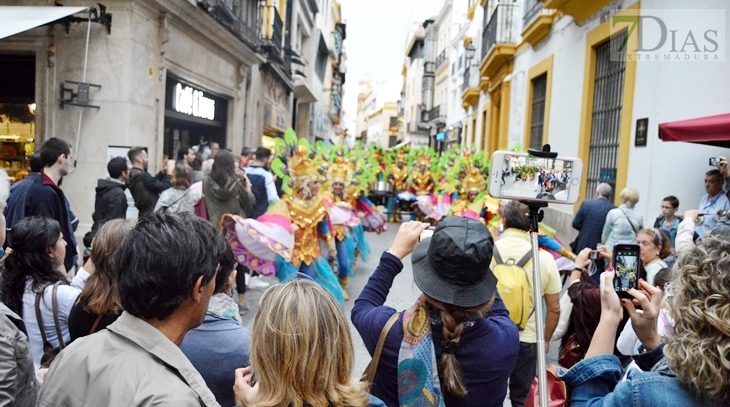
[248,279,369,407]
[619,187,640,207]
[665,234,730,403]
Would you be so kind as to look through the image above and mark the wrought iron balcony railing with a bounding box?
[260,5,284,58]
[481,3,518,61]
[201,0,259,47]
[423,105,442,123]
[435,49,447,69]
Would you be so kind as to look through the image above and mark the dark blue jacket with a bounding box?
[352,253,519,407]
[180,314,250,407]
[5,172,78,271]
[572,196,616,252]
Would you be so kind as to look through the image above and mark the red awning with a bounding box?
[659,113,730,148]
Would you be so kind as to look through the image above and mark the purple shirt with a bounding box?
[351,253,520,407]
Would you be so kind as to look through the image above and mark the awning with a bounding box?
[0,6,88,40]
[658,113,730,148]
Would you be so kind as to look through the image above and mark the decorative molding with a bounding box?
[522,10,556,47]
[543,0,613,25]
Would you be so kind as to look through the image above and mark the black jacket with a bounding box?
[92,178,127,231]
[127,168,171,217]
[4,172,78,271]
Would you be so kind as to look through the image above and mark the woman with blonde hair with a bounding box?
[602,187,643,248]
[562,234,730,406]
[68,219,136,340]
[233,279,385,407]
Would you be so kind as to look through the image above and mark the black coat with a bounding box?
[92,178,127,231]
[5,172,78,271]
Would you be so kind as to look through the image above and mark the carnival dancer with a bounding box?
[387,150,410,222]
[450,167,499,224]
[323,155,360,301]
[221,135,345,305]
[409,149,436,223]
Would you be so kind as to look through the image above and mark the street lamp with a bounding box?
[464,42,477,65]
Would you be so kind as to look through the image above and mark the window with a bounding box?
[586,32,627,203]
[389,135,398,147]
[528,74,547,150]
[452,62,456,74]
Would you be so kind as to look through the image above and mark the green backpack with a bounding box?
[492,247,534,331]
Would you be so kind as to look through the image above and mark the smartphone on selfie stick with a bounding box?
[489,145,584,407]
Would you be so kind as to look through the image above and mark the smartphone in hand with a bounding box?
[612,244,645,298]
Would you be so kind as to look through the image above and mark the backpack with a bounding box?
[492,246,534,330]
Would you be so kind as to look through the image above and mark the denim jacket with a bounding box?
[602,205,644,248]
[560,344,729,407]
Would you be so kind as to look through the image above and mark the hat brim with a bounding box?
[411,237,497,308]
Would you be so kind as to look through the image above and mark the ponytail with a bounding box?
[425,295,495,398]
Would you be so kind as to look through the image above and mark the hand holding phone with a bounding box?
[612,244,645,298]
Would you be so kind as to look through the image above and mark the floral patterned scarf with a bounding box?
[397,295,445,407]
[206,293,242,325]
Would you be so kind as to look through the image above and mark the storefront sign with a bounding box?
[174,83,215,121]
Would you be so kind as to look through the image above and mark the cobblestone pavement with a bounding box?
[238,220,560,406]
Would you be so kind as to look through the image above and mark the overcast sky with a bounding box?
[340,0,445,129]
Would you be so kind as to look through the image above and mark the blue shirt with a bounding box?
[696,192,730,237]
[351,253,519,407]
[180,314,250,407]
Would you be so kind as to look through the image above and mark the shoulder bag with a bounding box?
[35,281,66,368]
[361,312,401,386]
[160,189,190,212]
[619,208,640,236]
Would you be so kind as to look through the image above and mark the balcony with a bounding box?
[522,0,556,47]
[435,50,447,70]
[543,0,613,25]
[408,121,429,134]
[422,105,445,125]
[480,3,518,81]
[424,61,436,74]
[260,5,284,62]
[461,65,480,110]
[201,0,260,48]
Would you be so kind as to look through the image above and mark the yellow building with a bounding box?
[367,102,399,148]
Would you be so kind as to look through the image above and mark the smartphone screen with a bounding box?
[490,152,581,204]
[613,245,641,297]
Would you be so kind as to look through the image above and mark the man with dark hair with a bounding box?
[244,147,280,219]
[177,146,195,167]
[492,200,561,407]
[4,137,78,271]
[90,157,129,232]
[240,146,252,168]
[696,169,730,238]
[127,147,173,217]
[37,212,226,407]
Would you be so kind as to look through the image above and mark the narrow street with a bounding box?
[240,219,560,404]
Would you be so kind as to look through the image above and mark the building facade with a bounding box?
[458,0,730,235]
[401,23,430,147]
[0,0,349,232]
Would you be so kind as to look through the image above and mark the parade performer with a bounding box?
[323,154,361,301]
[409,149,436,222]
[387,149,410,222]
[221,134,345,305]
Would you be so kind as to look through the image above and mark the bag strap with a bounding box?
[515,250,533,268]
[89,314,104,335]
[493,246,504,265]
[166,189,191,210]
[50,282,65,349]
[34,283,52,347]
[620,208,640,235]
[362,311,401,385]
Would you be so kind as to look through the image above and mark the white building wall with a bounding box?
[509,0,730,226]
